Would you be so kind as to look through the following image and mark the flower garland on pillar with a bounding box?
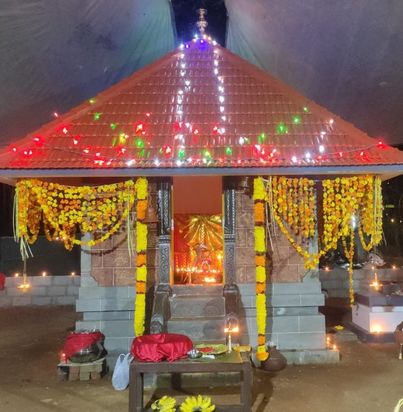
[253,177,269,362]
[134,177,148,336]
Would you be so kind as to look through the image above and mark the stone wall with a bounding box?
[0,275,80,306]
[320,267,403,298]
[235,190,305,283]
[89,225,158,287]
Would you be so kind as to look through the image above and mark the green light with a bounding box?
[225,147,233,156]
[110,123,117,130]
[276,123,288,134]
[292,115,301,125]
[203,149,212,159]
[303,106,309,113]
[118,133,127,145]
[89,98,96,104]
[135,138,145,149]
[139,148,145,157]
[258,133,266,144]
[177,148,185,160]
[93,112,101,121]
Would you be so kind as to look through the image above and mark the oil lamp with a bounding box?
[224,320,239,353]
[369,272,381,292]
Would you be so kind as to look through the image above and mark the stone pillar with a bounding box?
[223,186,236,285]
[156,181,172,288]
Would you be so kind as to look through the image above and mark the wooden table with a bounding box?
[129,351,252,412]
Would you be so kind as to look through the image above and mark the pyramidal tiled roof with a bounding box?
[0,36,402,178]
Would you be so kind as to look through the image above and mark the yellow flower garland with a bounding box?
[263,175,383,305]
[134,177,148,336]
[253,177,269,362]
[15,179,136,252]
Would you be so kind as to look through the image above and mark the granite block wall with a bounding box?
[0,275,80,306]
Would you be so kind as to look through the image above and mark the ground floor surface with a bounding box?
[0,306,402,412]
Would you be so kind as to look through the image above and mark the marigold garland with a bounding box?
[14,177,150,335]
[262,175,383,305]
[253,177,269,362]
[134,177,148,336]
[15,179,136,255]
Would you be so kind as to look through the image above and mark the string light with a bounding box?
[7,37,393,170]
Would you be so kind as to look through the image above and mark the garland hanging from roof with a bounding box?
[14,179,137,255]
[260,175,383,306]
[14,177,149,335]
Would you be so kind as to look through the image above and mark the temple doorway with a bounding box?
[172,176,223,285]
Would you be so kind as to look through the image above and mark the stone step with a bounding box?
[169,295,225,318]
[167,317,226,342]
[171,284,223,296]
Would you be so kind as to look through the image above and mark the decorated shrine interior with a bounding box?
[173,176,223,285]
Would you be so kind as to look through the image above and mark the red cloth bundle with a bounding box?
[131,333,193,362]
[62,331,104,360]
[0,273,5,290]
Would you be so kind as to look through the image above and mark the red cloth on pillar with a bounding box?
[62,331,104,360]
[131,333,193,362]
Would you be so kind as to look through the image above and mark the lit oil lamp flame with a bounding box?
[370,272,380,291]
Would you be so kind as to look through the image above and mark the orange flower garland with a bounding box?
[134,178,148,336]
[15,179,136,253]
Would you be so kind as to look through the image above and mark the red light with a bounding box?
[117,147,126,155]
[360,151,364,157]
[62,127,68,135]
[135,123,144,133]
[213,126,218,133]
[60,352,67,363]
[338,152,343,158]
[377,140,385,149]
[72,136,80,145]
[95,152,101,157]
[83,147,90,154]
[11,146,17,153]
[23,149,33,157]
[194,129,199,135]
[146,112,151,117]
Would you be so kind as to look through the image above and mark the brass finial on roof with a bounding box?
[196,8,208,35]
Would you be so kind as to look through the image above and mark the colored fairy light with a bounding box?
[377,140,385,148]
[93,112,101,121]
[72,136,79,145]
[110,123,117,130]
[62,127,69,135]
[291,156,297,163]
[11,146,17,153]
[276,123,288,134]
[239,136,247,145]
[135,138,145,149]
[292,115,301,124]
[177,148,185,160]
[338,152,343,158]
[89,98,96,104]
[135,123,144,133]
[83,147,90,154]
[305,152,311,160]
[126,159,135,166]
[225,147,233,156]
[53,112,59,118]
[203,149,212,159]
[319,145,325,153]
[154,158,160,166]
[258,133,266,144]
[179,43,184,50]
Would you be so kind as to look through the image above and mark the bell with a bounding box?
[144,203,158,223]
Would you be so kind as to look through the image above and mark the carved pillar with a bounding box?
[223,186,236,285]
[157,181,172,287]
[223,182,240,323]
[150,181,172,334]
